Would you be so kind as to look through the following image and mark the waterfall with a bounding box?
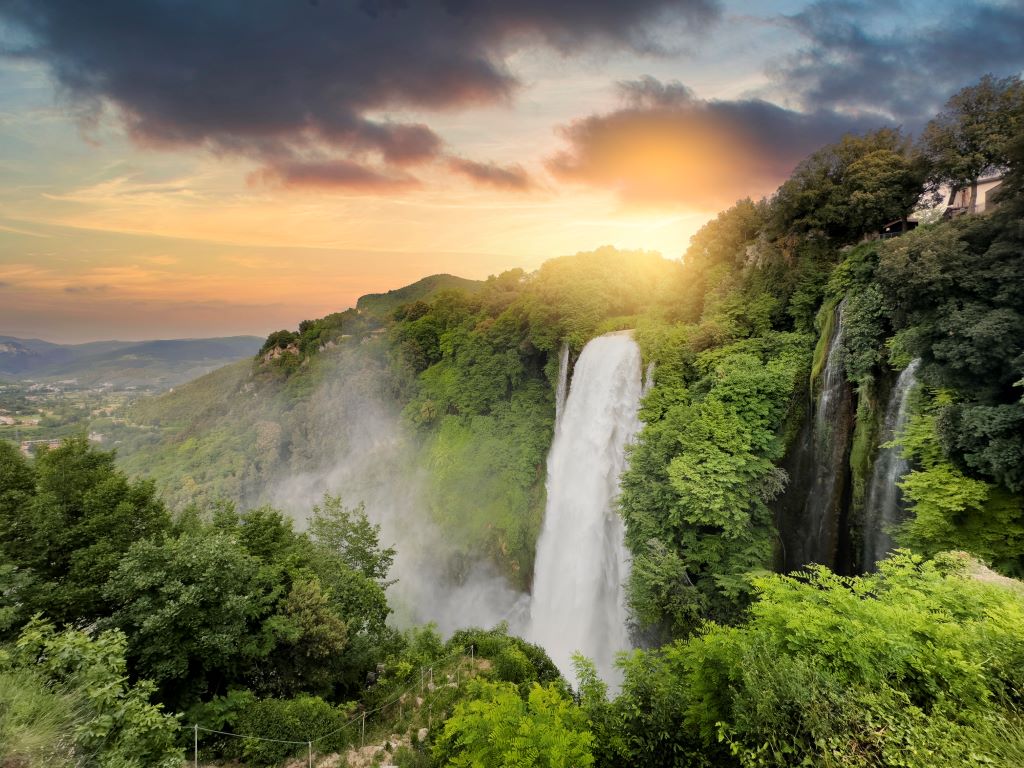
[554,341,571,425]
[775,300,855,571]
[862,359,920,570]
[529,332,643,687]
[642,361,656,397]
[802,300,853,566]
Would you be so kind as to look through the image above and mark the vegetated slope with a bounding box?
[356,273,484,318]
[113,252,686,588]
[0,334,263,386]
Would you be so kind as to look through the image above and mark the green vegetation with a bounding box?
[2,75,1023,767]
[921,74,1024,203]
[1,618,180,767]
[584,552,1024,768]
[357,273,485,319]
[433,680,594,768]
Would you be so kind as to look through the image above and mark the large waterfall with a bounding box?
[529,332,643,686]
[862,359,920,570]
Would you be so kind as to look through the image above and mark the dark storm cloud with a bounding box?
[548,76,879,209]
[448,157,533,190]
[0,0,720,188]
[773,1,1024,125]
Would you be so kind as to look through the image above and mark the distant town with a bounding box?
[0,378,150,456]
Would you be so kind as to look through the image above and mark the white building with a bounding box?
[946,173,1005,216]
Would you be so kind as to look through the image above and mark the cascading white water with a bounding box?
[862,359,920,570]
[528,332,643,688]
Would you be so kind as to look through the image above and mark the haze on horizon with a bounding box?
[1,0,1022,343]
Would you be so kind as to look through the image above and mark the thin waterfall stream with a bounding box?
[862,359,920,570]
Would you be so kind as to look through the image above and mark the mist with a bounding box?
[262,346,530,637]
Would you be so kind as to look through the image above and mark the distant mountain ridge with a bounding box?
[0,335,264,387]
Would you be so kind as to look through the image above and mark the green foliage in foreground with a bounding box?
[1,618,181,767]
[583,552,1024,768]
[0,439,397,726]
[434,680,594,768]
[229,695,354,765]
[0,437,170,627]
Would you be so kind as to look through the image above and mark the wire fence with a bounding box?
[191,644,476,766]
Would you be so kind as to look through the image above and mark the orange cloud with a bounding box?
[547,77,879,210]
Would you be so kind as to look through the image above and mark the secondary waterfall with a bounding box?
[529,332,643,687]
[803,300,854,566]
[862,359,920,570]
[554,341,571,425]
[775,300,855,571]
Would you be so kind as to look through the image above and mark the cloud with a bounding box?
[250,158,420,192]
[771,1,1024,125]
[448,157,533,190]
[63,284,111,294]
[547,76,878,210]
[0,0,719,189]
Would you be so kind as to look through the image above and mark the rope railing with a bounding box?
[191,644,476,765]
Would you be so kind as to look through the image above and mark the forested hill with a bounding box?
[7,74,1020,767]
[112,252,685,589]
[356,273,485,318]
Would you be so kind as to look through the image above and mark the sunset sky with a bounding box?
[1,0,1022,342]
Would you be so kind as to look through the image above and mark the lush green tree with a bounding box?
[434,680,594,768]
[308,494,396,583]
[892,403,1024,576]
[771,128,924,240]
[0,438,171,624]
[256,576,350,698]
[103,532,274,709]
[921,74,1024,207]
[620,335,808,636]
[0,441,34,544]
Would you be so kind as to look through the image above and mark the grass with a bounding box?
[0,669,78,767]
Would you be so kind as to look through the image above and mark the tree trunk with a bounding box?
[969,180,978,213]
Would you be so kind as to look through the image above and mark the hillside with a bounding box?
[355,273,484,319]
